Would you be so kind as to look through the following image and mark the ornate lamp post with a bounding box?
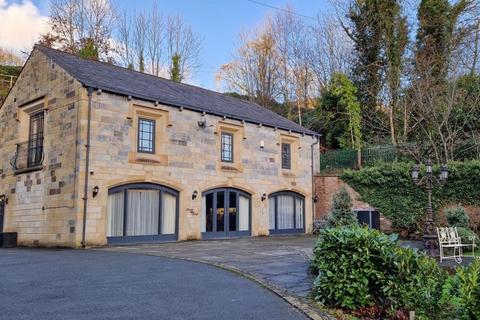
[411,159,449,257]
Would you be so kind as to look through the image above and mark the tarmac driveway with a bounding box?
[101,235,318,298]
[0,248,308,320]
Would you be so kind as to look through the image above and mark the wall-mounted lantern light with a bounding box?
[192,190,198,200]
[313,195,318,203]
[92,186,100,198]
[260,140,265,149]
[0,194,8,205]
[261,193,267,202]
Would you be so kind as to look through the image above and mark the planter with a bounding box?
[0,232,17,248]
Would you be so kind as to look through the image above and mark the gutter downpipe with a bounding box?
[81,87,94,248]
[311,134,320,230]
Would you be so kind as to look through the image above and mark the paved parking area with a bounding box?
[0,248,308,320]
[100,235,317,298]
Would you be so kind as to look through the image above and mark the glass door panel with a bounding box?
[204,193,214,232]
[216,191,225,232]
[228,191,237,231]
[239,195,249,231]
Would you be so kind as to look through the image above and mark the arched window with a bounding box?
[107,183,178,244]
[201,188,251,238]
[269,191,305,234]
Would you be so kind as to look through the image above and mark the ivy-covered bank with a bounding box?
[341,161,480,231]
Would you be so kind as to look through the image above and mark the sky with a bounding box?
[0,0,332,90]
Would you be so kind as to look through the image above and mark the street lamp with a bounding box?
[411,159,448,257]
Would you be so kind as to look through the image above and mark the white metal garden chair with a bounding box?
[437,227,476,263]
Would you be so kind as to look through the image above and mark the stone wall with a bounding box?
[315,175,392,232]
[0,48,319,247]
[81,92,318,245]
[0,50,82,246]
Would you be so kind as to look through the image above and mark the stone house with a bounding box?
[0,46,320,247]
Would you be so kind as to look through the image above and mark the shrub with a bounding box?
[326,187,358,227]
[456,227,479,245]
[311,226,446,318]
[445,207,470,228]
[441,259,480,319]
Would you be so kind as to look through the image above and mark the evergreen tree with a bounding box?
[78,38,99,61]
[327,187,358,227]
[312,73,362,150]
[170,54,183,82]
[415,0,470,83]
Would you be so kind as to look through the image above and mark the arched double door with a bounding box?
[106,183,179,244]
[201,188,251,239]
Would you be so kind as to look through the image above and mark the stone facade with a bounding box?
[0,50,81,246]
[0,49,319,247]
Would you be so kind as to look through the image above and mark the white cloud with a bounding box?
[0,0,49,54]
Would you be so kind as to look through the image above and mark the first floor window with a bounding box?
[138,118,155,153]
[221,132,234,162]
[28,111,44,167]
[281,143,291,169]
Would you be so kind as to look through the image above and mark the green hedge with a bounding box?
[311,226,446,317]
[341,161,480,231]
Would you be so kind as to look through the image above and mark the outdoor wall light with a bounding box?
[0,194,8,205]
[261,193,267,202]
[260,140,265,149]
[92,186,100,198]
[313,195,319,203]
[192,190,198,200]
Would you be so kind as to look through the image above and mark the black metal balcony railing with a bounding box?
[10,139,44,172]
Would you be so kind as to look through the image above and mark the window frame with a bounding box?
[27,111,45,168]
[220,132,234,163]
[107,183,179,244]
[281,142,291,169]
[137,117,156,154]
[268,191,305,234]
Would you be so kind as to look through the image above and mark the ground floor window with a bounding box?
[269,192,304,234]
[107,183,178,243]
[201,188,251,238]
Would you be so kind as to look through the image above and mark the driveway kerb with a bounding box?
[93,248,334,320]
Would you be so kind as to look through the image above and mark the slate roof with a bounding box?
[35,45,317,136]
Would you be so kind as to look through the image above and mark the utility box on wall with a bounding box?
[0,232,18,248]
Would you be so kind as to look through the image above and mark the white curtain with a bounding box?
[269,197,275,230]
[127,190,159,236]
[277,195,294,229]
[107,192,124,236]
[239,195,249,231]
[161,193,176,235]
[295,198,304,229]
[201,196,206,233]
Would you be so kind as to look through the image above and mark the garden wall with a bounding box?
[315,175,393,232]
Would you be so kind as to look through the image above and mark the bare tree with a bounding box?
[218,24,280,108]
[41,0,116,59]
[166,15,203,81]
[116,11,134,69]
[310,15,353,90]
[133,11,147,72]
[0,48,23,66]
[271,7,316,124]
[147,2,164,76]
[404,65,480,162]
